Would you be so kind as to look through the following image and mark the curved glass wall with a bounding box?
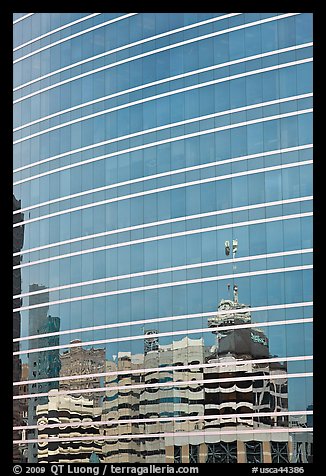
[13,12,313,464]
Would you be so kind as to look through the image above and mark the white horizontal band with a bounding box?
[13,426,314,445]
[13,13,241,90]
[13,248,312,300]
[13,13,300,103]
[13,42,312,133]
[13,372,312,401]
[13,196,313,255]
[13,263,313,312]
[13,410,313,432]
[13,13,34,25]
[13,301,313,343]
[12,211,314,271]
[13,144,313,216]
[13,13,102,52]
[13,158,313,228]
[13,354,313,387]
[13,106,313,186]
[14,58,313,176]
[13,63,313,183]
[13,13,138,64]
[13,90,312,146]
[14,317,313,356]
[12,193,313,261]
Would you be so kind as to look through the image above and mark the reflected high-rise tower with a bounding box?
[59,340,105,405]
[13,195,25,462]
[205,284,288,462]
[27,286,61,462]
[36,341,106,463]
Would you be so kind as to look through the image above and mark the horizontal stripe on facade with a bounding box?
[13,91,312,146]
[13,410,313,432]
[13,426,314,445]
[13,426,313,446]
[13,301,313,344]
[13,42,312,133]
[12,194,313,260]
[13,13,138,64]
[13,354,313,386]
[13,159,313,227]
[14,317,313,356]
[13,248,313,299]
[13,145,313,215]
[13,13,34,24]
[13,62,313,176]
[13,106,313,186]
[13,13,298,101]
[13,263,313,311]
[13,13,240,75]
[13,13,102,52]
[13,212,313,270]
[13,372,312,401]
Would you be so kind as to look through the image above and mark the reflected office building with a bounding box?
[27,286,61,462]
[24,286,312,464]
[13,12,313,463]
[37,342,106,463]
[13,195,27,462]
[101,287,292,464]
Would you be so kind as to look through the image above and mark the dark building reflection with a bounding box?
[13,195,27,462]
[27,286,61,462]
[202,284,289,462]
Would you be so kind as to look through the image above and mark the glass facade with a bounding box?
[13,12,313,464]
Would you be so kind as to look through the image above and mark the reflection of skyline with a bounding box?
[13,195,26,462]
[13,276,313,463]
[60,340,105,405]
[27,285,61,463]
[22,285,312,463]
[100,285,291,463]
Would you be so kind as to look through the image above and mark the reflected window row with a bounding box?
[13,13,312,112]
[16,215,313,287]
[13,43,312,140]
[13,63,313,171]
[13,92,313,175]
[14,162,313,245]
[13,13,132,60]
[13,145,313,222]
[15,198,313,262]
[15,250,312,306]
[13,45,313,140]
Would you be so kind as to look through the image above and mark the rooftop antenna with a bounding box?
[233,239,238,303]
[232,239,238,266]
[227,283,231,300]
[225,238,239,302]
[233,284,239,304]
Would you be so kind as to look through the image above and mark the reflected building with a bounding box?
[101,286,291,463]
[199,285,289,463]
[27,287,61,462]
[60,340,106,406]
[289,409,313,463]
[13,12,313,463]
[37,390,103,463]
[101,351,143,462]
[139,335,205,463]
[29,286,312,464]
[35,341,106,463]
[13,195,26,462]
[101,336,206,463]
